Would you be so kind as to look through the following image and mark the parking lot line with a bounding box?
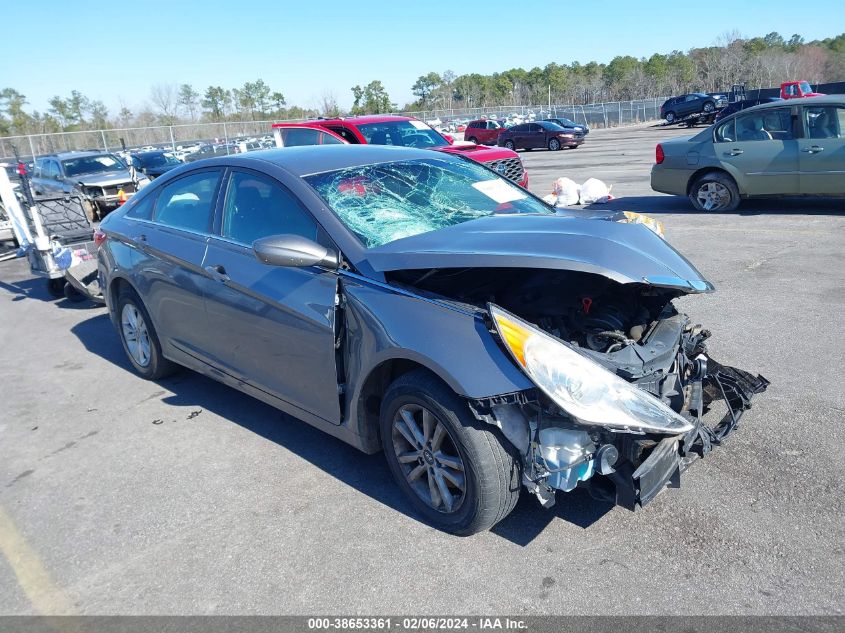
[0,504,75,615]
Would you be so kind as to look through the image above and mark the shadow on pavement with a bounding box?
[583,195,845,215]
[70,312,611,545]
[0,273,100,309]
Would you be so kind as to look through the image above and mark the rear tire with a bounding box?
[504,140,515,151]
[665,111,676,124]
[380,369,521,536]
[80,198,97,223]
[467,137,478,144]
[689,172,740,212]
[47,278,66,298]
[63,282,86,302]
[116,288,177,380]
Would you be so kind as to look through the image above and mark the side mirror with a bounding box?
[442,133,454,144]
[253,234,339,269]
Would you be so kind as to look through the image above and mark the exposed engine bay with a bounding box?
[388,266,770,510]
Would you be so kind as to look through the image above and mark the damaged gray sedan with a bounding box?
[97,145,768,535]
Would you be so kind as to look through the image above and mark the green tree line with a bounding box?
[1,31,843,137]
[407,32,844,109]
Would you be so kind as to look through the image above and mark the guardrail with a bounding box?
[0,97,673,160]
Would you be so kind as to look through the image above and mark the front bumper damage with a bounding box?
[472,355,769,511]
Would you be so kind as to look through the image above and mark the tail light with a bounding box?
[16,162,27,176]
[93,229,107,248]
[656,144,665,164]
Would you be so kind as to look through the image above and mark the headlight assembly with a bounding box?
[489,304,693,435]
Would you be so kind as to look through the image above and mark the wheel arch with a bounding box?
[685,166,742,196]
[353,357,451,452]
[107,276,137,323]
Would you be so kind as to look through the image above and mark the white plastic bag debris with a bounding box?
[579,178,613,204]
[542,177,581,207]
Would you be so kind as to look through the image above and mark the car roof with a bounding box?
[740,95,842,112]
[209,144,446,177]
[40,150,116,160]
[312,115,415,126]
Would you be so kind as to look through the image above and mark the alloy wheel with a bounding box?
[505,141,515,150]
[391,403,466,513]
[696,181,732,211]
[121,303,152,367]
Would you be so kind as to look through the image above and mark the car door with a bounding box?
[201,168,341,424]
[507,124,525,148]
[713,108,799,195]
[36,159,62,196]
[798,104,845,194]
[526,123,544,149]
[134,167,224,359]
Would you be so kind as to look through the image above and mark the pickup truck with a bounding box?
[275,115,529,188]
[781,81,825,99]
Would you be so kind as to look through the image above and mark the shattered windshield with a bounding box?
[304,157,552,248]
[357,121,449,149]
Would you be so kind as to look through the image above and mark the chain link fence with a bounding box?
[0,96,672,161]
[406,97,671,129]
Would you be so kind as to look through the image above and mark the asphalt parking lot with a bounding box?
[0,123,843,616]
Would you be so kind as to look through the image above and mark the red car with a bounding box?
[276,115,528,188]
[464,119,505,145]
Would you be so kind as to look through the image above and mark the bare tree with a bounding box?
[319,91,340,117]
[150,83,179,124]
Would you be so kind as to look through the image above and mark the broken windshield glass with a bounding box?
[304,157,552,248]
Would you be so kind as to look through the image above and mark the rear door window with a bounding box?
[123,191,157,220]
[735,108,793,141]
[276,127,344,147]
[715,119,735,142]
[154,169,222,233]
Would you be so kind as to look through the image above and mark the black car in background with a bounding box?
[184,144,239,162]
[543,117,590,136]
[660,93,727,123]
[497,121,584,151]
[131,151,183,179]
[715,97,784,121]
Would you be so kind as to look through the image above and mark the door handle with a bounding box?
[728,148,744,156]
[801,146,824,153]
[204,264,230,282]
[138,234,147,242]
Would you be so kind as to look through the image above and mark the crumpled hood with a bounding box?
[365,214,714,292]
[75,170,135,186]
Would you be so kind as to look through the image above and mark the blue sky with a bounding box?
[1,0,842,115]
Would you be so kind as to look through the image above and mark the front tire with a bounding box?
[504,140,515,151]
[689,172,740,212]
[116,288,177,379]
[548,138,561,151]
[467,136,478,144]
[703,101,715,113]
[380,370,521,535]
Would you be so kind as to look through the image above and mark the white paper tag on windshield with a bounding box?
[472,179,527,204]
[409,120,429,130]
